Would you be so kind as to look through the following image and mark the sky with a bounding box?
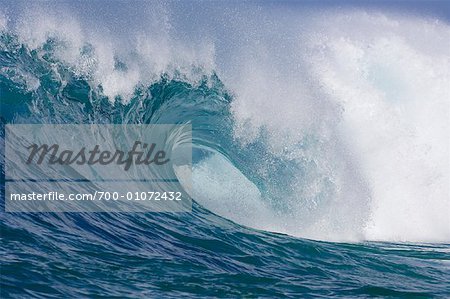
[2,0,450,22]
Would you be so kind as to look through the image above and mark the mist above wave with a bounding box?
[1,2,449,243]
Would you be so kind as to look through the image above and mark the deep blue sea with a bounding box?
[1,1,450,298]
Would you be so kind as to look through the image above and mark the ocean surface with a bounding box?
[1,1,450,297]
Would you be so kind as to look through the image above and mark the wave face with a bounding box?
[1,1,450,297]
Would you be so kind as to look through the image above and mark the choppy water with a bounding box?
[1,1,450,297]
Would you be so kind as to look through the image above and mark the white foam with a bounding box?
[0,11,7,31]
[227,10,450,242]
[304,12,450,242]
[5,3,449,242]
[12,5,215,103]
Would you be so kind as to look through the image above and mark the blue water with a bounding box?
[1,1,450,298]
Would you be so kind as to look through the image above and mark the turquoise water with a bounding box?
[1,2,450,297]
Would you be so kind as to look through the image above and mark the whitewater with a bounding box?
[1,1,449,297]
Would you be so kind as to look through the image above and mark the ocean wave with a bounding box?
[2,5,449,243]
